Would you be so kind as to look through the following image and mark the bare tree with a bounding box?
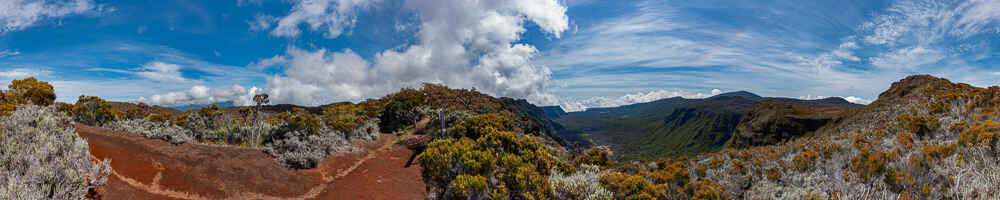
[252,93,269,121]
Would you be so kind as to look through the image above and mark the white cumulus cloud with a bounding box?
[271,0,380,38]
[140,85,261,106]
[251,0,570,106]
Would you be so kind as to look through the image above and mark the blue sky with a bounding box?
[1,0,999,111]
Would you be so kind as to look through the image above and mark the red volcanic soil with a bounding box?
[77,125,426,200]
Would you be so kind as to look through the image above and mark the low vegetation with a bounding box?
[414,75,1000,199]
[6,74,1000,199]
[549,164,614,200]
[416,114,572,199]
[0,103,111,199]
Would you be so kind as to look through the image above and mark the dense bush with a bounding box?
[262,109,379,169]
[451,113,514,139]
[73,96,118,126]
[0,77,57,115]
[104,117,193,145]
[898,114,939,138]
[321,102,381,140]
[416,114,570,199]
[379,87,425,133]
[598,172,668,199]
[265,130,349,169]
[182,105,226,142]
[959,120,1000,151]
[0,105,111,199]
[549,165,614,200]
[427,109,474,138]
[573,148,612,169]
[223,121,279,148]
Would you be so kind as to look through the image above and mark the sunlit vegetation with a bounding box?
[450,113,515,139]
[381,83,559,139]
[537,75,1000,199]
[73,95,118,126]
[0,78,111,199]
[959,120,1000,150]
[573,148,612,169]
[7,74,1000,199]
[0,77,56,115]
[416,114,571,199]
[599,172,668,199]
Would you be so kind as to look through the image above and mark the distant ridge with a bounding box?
[540,106,566,119]
[550,89,863,160]
[171,101,236,111]
[709,91,762,100]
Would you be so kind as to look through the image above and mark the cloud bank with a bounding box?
[138,85,261,107]
[559,88,720,112]
[231,0,569,106]
[131,0,1000,110]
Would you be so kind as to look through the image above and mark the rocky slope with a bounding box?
[726,99,858,148]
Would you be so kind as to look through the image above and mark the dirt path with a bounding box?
[78,125,426,200]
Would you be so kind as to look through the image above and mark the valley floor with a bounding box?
[77,125,427,200]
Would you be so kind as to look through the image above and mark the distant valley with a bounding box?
[545,91,863,160]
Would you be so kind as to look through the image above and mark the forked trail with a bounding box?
[78,124,426,200]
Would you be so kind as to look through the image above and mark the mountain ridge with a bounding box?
[551,90,862,160]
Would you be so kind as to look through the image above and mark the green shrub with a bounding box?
[899,114,939,138]
[959,120,1000,151]
[416,115,564,199]
[574,148,612,169]
[73,95,118,126]
[649,160,690,187]
[599,172,667,199]
[682,179,727,200]
[452,175,488,199]
[452,113,515,139]
[849,147,895,182]
[378,87,425,133]
[0,77,56,115]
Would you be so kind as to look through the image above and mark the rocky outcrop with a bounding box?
[726,100,852,148]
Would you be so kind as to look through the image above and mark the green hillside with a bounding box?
[552,91,861,161]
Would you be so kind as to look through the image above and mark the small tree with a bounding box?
[7,77,56,106]
[253,93,269,109]
[252,93,269,122]
[1,77,57,115]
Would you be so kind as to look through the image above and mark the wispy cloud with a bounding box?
[0,68,51,79]
[0,49,20,57]
[540,0,1000,108]
[0,0,109,33]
